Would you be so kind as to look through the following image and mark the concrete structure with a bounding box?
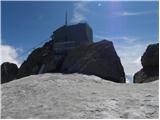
[51,23,93,55]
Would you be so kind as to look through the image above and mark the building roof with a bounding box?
[53,22,91,34]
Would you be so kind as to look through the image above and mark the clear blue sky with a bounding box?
[1,1,159,80]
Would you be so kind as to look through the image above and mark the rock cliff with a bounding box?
[134,43,159,83]
[16,40,57,79]
[1,62,18,84]
[1,73,158,119]
[61,40,125,83]
[2,40,125,83]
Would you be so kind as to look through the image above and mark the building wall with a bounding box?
[67,23,93,45]
[52,26,67,43]
[52,23,93,55]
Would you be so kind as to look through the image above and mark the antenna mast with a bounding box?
[65,11,68,26]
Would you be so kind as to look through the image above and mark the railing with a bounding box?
[54,41,75,45]
[54,41,76,48]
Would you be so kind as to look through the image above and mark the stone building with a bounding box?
[50,21,93,66]
[51,23,93,55]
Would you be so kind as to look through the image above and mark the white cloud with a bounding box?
[98,3,102,7]
[133,56,141,64]
[95,35,137,43]
[71,2,89,23]
[0,45,22,67]
[126,74,133,83]
[115,42,151,76]
[116,10,155,16]
[112,36,137,43]
[126,79,130,83]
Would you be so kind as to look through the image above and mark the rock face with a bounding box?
[61,40,125,83]
[16,40,125,83]
[16,40,57,79]
[134,43,159,83]
[141,43,159,68]
[1,62,18,84]
[1,73,159,118]
[1,23,126,83]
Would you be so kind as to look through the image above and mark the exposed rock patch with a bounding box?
[141,43,159,68]
[134,43,159,83]
[61,40,125,83]
[2,40,125,83]
[16,40,57,79]
[1,73,158,119]
[1,62,18,84]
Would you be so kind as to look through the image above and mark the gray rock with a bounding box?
[16,40,56,79]
[61,40,125,83]
[1,73,158,118]
[16,40,126,83]
[134,43,159,83]
[134,68,159,83]
[141,43,159,68]
[1,62,18,84]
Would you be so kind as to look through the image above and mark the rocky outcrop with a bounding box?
[134,68,158,83]
[1,73,158,118]
[61,40,125,83]
[16,40,57,79]
[15,39,125,83]
[141,43,159,68]
[1,62,18,84]
[134,43,159,83]
[1,23,126,83]
[2,37,125,84]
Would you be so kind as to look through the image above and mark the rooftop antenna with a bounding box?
[65,11,68,26]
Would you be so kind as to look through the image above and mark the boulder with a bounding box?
[61,40,126,83]
[16,40,57,79]
[141,43,159,68]
[1,62,18,84]
[134,67,158,83]
[134,43,159,83]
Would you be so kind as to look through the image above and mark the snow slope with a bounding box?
[1,73,159,119]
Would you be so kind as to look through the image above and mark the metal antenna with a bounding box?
[65,11,67,26]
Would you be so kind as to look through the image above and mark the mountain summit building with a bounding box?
[51,23,93,55]
[50,13,93,64]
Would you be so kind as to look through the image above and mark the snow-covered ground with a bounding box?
[1,73,159,119]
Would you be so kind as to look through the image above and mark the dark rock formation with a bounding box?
[5,22,126,83]
[52,23,93,68]
[1,23,126,83]
[1,62,18,84]
[16,40,125,83]
[134,67,158,83]
[16,23,93,80]
[16,40,57,79]
[134,43,159,83]
[61,40,126,83]
[141,43,159,68]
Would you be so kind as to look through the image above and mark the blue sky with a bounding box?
[1,1,159,81]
